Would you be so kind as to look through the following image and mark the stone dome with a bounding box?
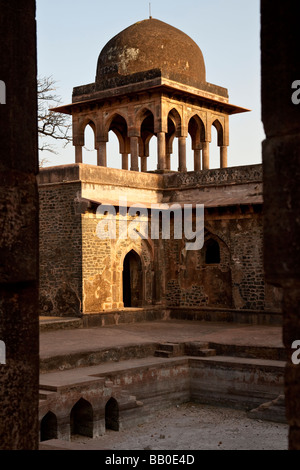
[96,18,206,88]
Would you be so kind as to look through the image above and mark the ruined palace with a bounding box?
[35,17,287,446]
[38,18,281,324]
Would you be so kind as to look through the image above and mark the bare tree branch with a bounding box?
[38,76,72,157]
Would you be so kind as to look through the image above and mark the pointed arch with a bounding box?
[105,398,119,431]
[70,398,93,438]
[79,116,97,143]
[40,411,58,442]
[104,111,129,137]
[114,237,155,308]
[122,249,143,307]
[188,114,206,145]
[168,107,182,137]
[116,235,154,268]
[212,119,224,147]
[135,107,155,134]
[205,238,221,264]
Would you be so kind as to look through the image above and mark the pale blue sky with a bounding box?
[36,0,264,170]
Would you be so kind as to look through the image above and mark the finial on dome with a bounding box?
[149,2,152,19]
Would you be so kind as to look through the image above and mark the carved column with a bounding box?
[97,141,107,167]
[202,141,210,170]
[122,153,128,170]
[166,153,171,170]
[75,145,83,164]
[220,146,228,168]
[178,136,187,172]
[194,147,201,171]
[157,132,166,171]
[141,156,147,172]
[130,136,139,171]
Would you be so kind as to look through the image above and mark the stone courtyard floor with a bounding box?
[40,319,283,360]
[39,318,287,451]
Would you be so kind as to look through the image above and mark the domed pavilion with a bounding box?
[54,18,248,172]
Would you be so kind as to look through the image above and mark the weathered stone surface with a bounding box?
[0,0,39,450]
[261,0,300,450]
[38,182,82,317]
[96,18,207,90]
[38,163,280,317]
[248,394,286,424]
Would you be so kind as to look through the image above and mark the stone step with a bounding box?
[39,317,83,332]
[154,350,173,358]
[39,389,57,400]
[156,342,185,357]
[195,348,217,357]
[209,342,286,361]
[184,342,209,353]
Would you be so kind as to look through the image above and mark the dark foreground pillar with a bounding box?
[261,0,300,450]
[0,0,39,450]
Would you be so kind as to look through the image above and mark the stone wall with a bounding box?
[164,209,268,311]
[261,0,300,450]
[39,182,82,317]
[0,0,39,450]
[38,163,281,317]
[164,163,262,189]
[81,211,156,313]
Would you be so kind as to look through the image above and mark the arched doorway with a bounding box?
[40,411,57,442]
[122,250,143,308]
[205,238,221,264]
[70,398,93,438]
[105,398,119,431]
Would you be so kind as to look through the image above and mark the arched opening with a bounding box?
[105,398,119,431]
[210,125,220,169]
[212,119,224,169]
[70,398,93,438]
[166,119,176,171]
[186,134,193,171]
[147,135,157,171]
[83,122,97,165]
[123,250,143,308]
[205,238,221,264]
[140,110,155,172]
[107,114,129,169]
[107,130,122,169]
[188,115,206,171]
[40,411,58,442]
[168,108,182,171]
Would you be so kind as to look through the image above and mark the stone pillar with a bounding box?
[202,141,210,170]
[97,141,107,167]
[220,146,228,168]
[75,145,83,163]
[166,153,171,171]
[178,136,187,172]
[0,0,39,450]
[122,153,128,170]
[130,136,139,172]
[261,0,300,450]
[141,156,147,172]
[194,148,201,171]
[157,132,166,171]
